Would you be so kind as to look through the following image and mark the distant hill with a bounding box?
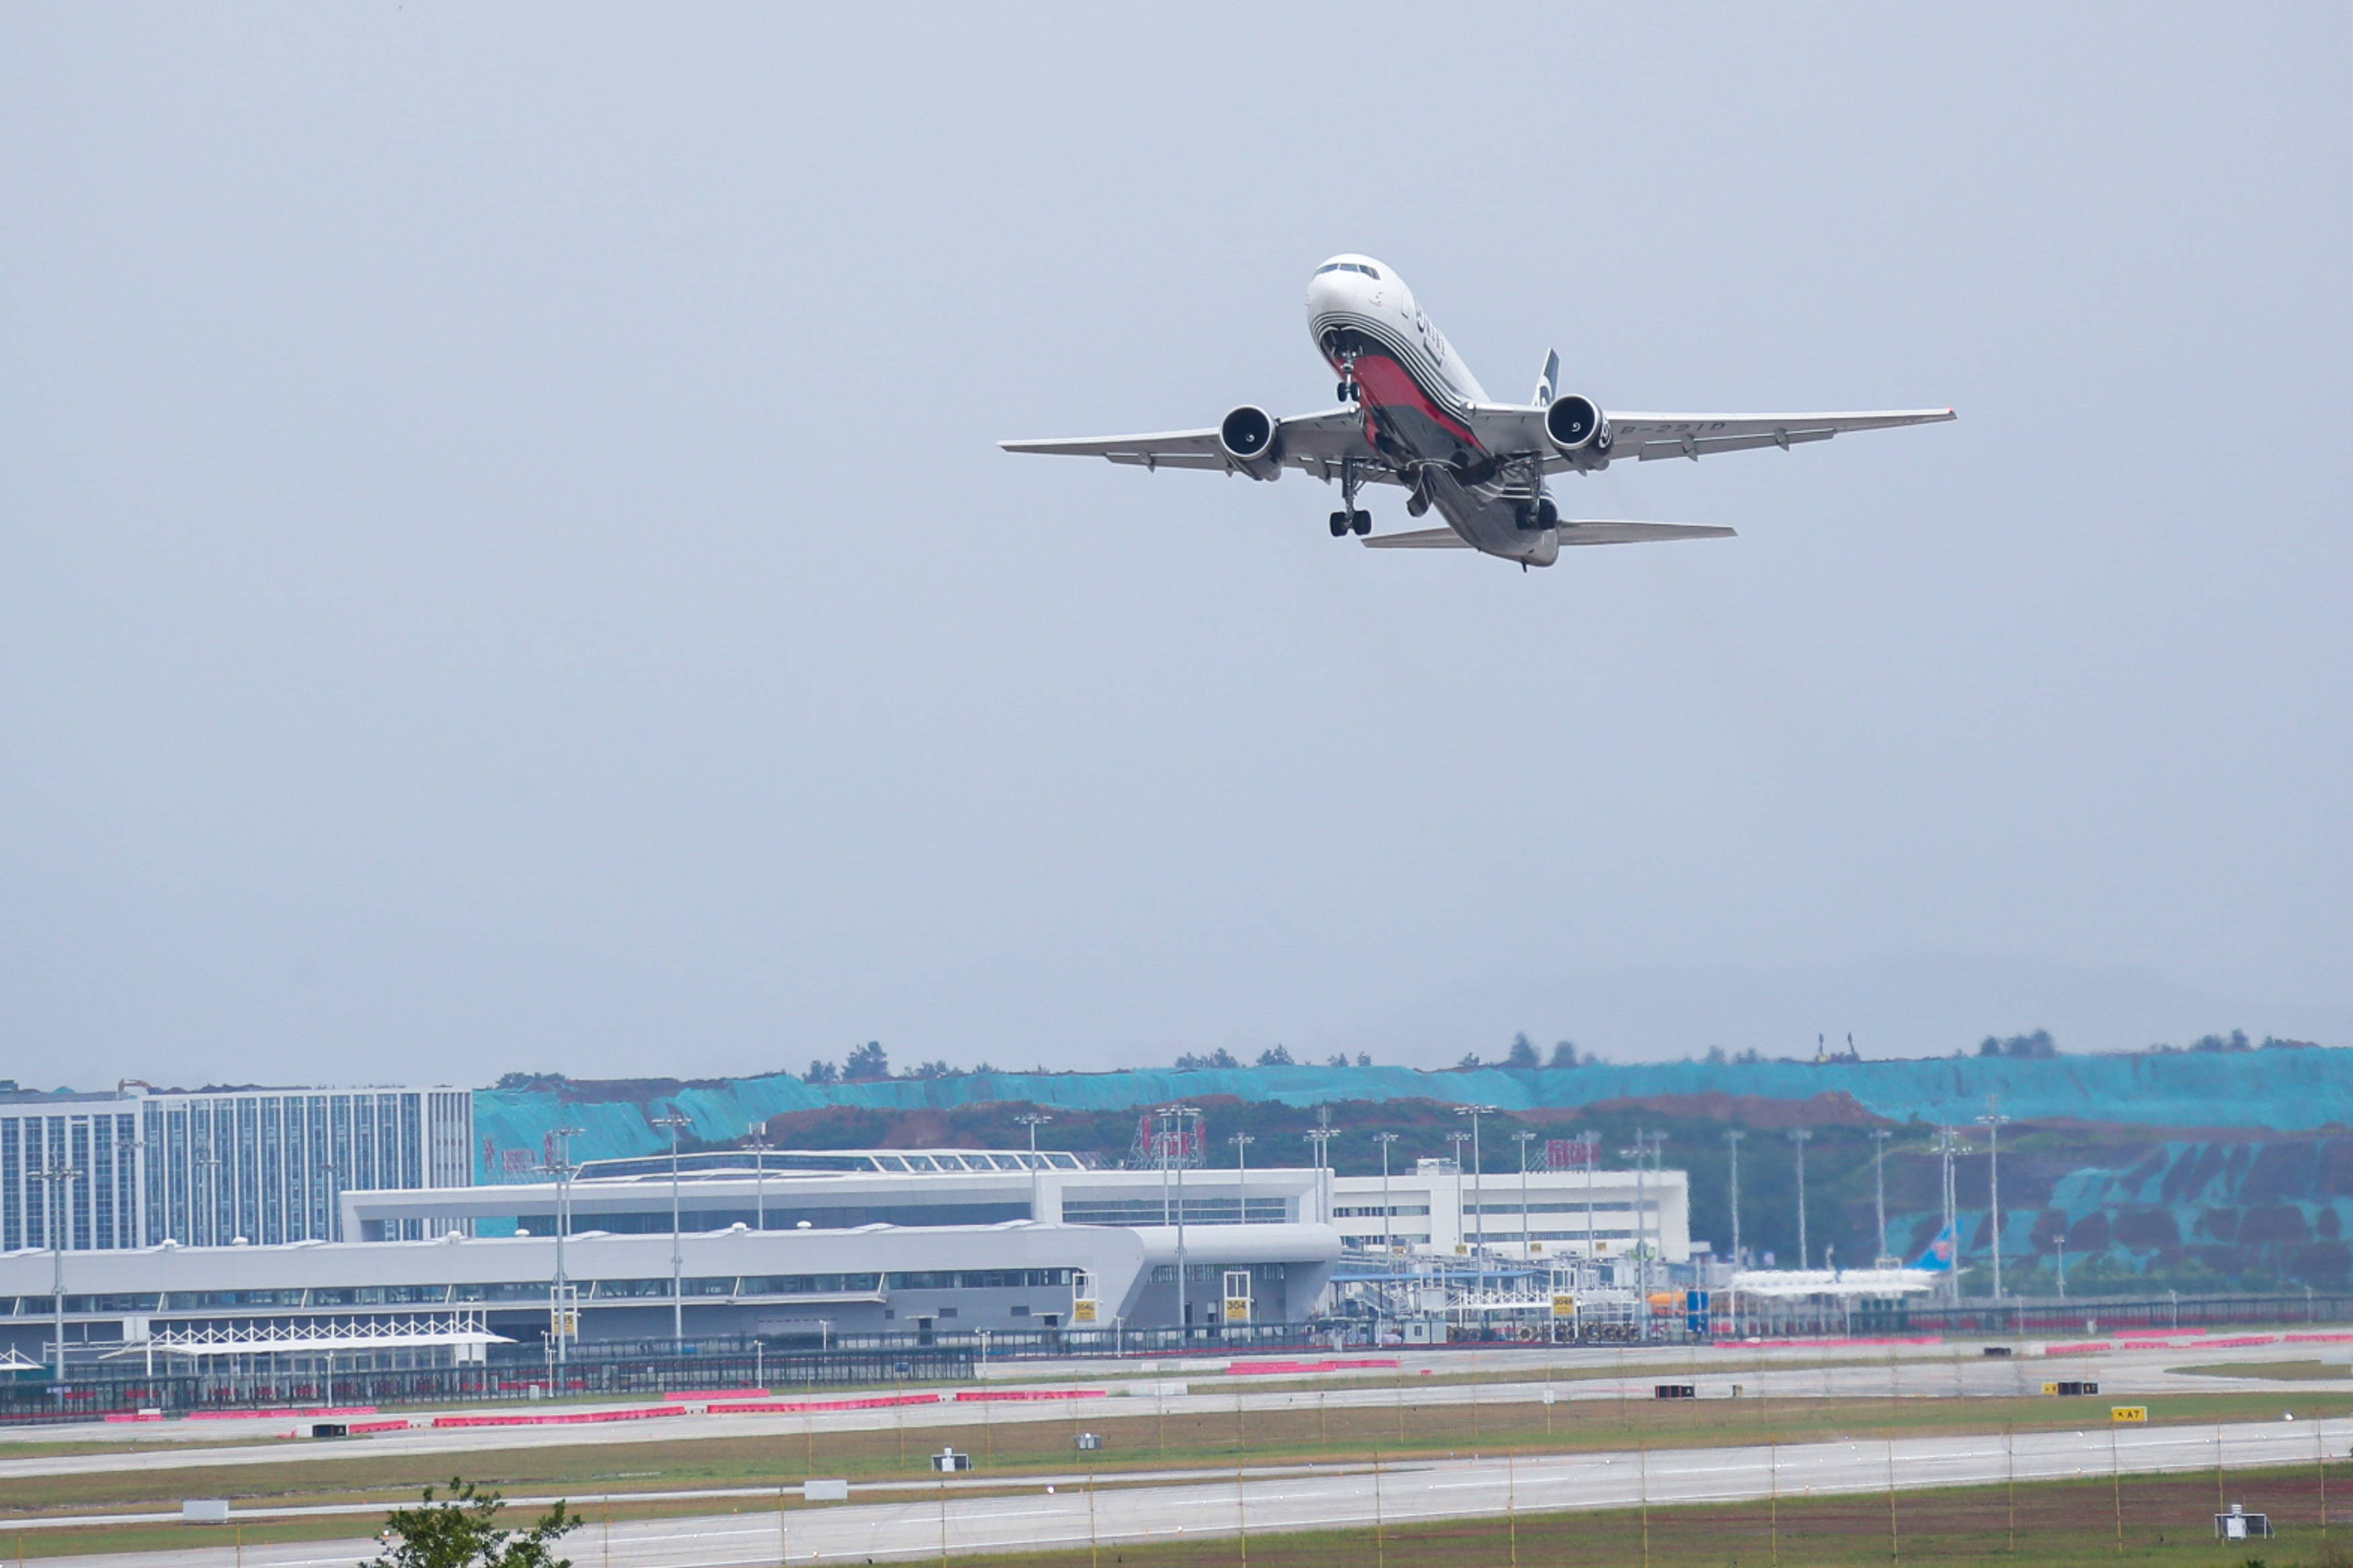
[472,1050,2353,1292]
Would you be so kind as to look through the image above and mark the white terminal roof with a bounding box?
[1728,1268,1941,1299]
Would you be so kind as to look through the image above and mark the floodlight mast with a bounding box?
[1868,1128,1894,1267]
[1514,1130,1539,1262]
[651,1114,690,1349]
[32,1164,81,1395]
[1455,1106,1497,1296]
[549,1124,585,1367]
[1373,1132,1400,1255]
[1161,1106,1201,1336]
[1016,1114,1053,1222]
[1786,1128,1813,1270]
[1230,1132,1254,1227]
[1977,1097,2011,1301]
[1723,1129,1745,1268]
[746,1123,774,1232]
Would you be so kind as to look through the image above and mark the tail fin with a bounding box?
[1533,349,1560,407]
[1913,1221,1957,1272]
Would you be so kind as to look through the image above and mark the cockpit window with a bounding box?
[1357,264,1380,280]
[1316,262,1343,276]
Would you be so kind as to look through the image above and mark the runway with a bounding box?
[26,1413,2348,1568]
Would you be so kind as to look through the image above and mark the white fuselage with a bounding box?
[1305,254,1562,565]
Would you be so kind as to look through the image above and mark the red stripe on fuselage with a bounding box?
[1349,354,1480,451]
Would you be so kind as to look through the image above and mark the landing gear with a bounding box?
[1329,454,1371,538]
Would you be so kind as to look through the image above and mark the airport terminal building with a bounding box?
[0,1128,1688,1372]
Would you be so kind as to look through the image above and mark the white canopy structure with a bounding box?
[1729,1267,1940,1300]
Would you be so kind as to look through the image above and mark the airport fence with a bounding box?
[0,1341,976,1426]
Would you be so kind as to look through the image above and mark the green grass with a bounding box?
[1,1387,2346,1524]
[6,1456,2350,1565]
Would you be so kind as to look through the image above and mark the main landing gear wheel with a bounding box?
[1330,511,1349,538]
[1352,509,1371,536]
[1330,509,1372,538]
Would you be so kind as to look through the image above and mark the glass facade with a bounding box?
[0,1085,470,1253]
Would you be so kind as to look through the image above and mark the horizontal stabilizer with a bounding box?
[1360,528,1471,549]
[1556,520,1736,546]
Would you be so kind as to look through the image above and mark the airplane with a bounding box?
[1002,254,1954,569]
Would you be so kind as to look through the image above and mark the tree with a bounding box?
[1548,1040,1579,1069]
[1174,1048,1240,1070]
[1505,1032,1540,1069]
[843,1041,891,1081]
[1326,1052,1350,1067]
[1355,1051,1372,1067]
[1704,1044,1727,1065]
[1455,1051,1483,1070]
[803,1059,840,1085]
[1255,1044,1294,1067]
[908,1060,956,1079]
[369,1478,578,1568]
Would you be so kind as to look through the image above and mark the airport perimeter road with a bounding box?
[0,1334,2328,1486]
[33,1414,2350,1568]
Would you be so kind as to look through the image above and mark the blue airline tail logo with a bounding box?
[1914,1221,1957,1272]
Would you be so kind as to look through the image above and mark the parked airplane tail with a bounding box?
[1914,1221,1958,1272]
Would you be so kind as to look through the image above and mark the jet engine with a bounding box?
[1218,405,1283,479]
[1545,394,1608,454]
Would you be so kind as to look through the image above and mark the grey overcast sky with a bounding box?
[4,6,2349,1089]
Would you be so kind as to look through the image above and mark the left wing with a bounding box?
[1457,403,1954,470]
[1000,407,1389,480]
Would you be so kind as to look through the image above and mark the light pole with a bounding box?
[1447,1130,1471,1274]
[1230,1133,1254,1227]
[1622,1130,1652,1315]
[1016,1114,1052,1223]
[1302,1124,1335,1225]
[1868,1128,1892,1266]
[1455,1106,1496,1295]
[1786,1128,1812,1270]
[2055,1235,2067,1299]
[652,1114,690,1350]
[192,1145,218,1249]
[1724,1129,1745,1268]
[1163,1107,1201,1336]
[1514,1130,1538,1262]
[1373,1132,1400,1256]
[549,1126,583,1368]
[1977,1098,2011,1302]
[747,1124,773,1232]
[32,1164,81,1389]
[1581,1130,1599,1276]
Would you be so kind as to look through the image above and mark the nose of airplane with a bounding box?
[1305,263,1353,319]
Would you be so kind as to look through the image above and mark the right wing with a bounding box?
[1458,403,1954,470]
[1555,520,1735,545]
[1361,520,1734,551]
[1595,408,1954,464]
[1000,407,1391,481]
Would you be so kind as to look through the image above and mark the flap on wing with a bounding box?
[1360,527,1470,549]
[1000,407,1381,477]
[1556,520,1736,546]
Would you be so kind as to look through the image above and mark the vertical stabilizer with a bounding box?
[1532,349,1560,407]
